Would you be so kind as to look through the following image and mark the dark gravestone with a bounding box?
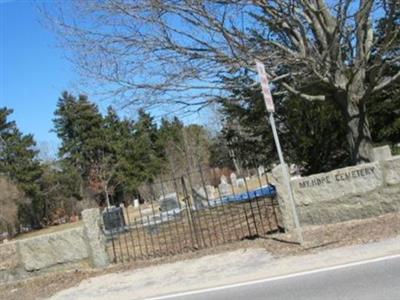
[159,193,180,211]
[102,207,126,232]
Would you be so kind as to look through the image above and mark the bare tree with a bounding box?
[0,176,24,237]
[162,125,211,178]
[45,0,399,163]
[88,153,120,207]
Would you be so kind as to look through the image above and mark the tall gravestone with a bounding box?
[219,182,232,196]
[220,174,228,184]
[258,165,265,176]
[218,174,231,196]
[230,173,238,188]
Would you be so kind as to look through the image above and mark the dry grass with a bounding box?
[11,221,83,241]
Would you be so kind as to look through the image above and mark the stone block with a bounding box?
[19,227,88,271]
[230,173,238,188]
[218,182,232,196]
[292,162,383,205]
[237,178,245,188]
[382,156,400,185]
[0,241,19,271]
[271,164,296,230]
[82,208,109,268]
[372,145,392,161]
[272,161,400,229]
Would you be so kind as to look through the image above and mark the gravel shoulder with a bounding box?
[1,212,399,300]
[48,237,400,300]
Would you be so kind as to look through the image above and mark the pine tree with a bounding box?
[0,107,43,227]
[53,92,105,179]
[130,109,164,182]
[157,117,185,175]
[367,67,400,153]
[87,106,127,206]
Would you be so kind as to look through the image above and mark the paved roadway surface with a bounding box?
[148,255,400,300]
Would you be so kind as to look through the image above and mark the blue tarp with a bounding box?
[209,184,276,206]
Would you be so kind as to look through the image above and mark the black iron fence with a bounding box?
[104,167,282,263]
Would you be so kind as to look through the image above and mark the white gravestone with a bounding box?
[133,199,139,208]
[230,173,238,188]
[197,185,216,199]
[220,174,228,184]
[258,165,265,176]
[219,182,232,196]
[236,178,245,188]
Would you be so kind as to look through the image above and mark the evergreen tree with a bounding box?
[157,117,185,175]
[53,92,104,179]
[217,74,350,175]
[208,133,235,170]
[87,106,129,205]
[129,109,164,182]
[367,66,400,153]
[0,107,43,227]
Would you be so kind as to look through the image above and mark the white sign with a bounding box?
[255,60,275,113]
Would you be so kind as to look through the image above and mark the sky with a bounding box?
[0,0,84,157]
[0,0,215,158]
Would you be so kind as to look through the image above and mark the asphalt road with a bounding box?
[148,255,400,300]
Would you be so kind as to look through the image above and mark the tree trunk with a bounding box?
[342,95,374,164]
[104,185,111,207]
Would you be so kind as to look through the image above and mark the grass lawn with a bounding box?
[11,221,83,241]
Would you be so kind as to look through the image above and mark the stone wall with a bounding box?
[272,152,400,230]
[0,208,108,283]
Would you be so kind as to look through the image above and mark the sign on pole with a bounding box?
[255,60,304,245]
[255,60,275,113]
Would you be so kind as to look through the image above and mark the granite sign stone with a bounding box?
[272,146,400,230]
[297,166,377,189]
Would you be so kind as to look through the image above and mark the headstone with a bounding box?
[220,174,228,184]
[372,145,392,161]
[219,182,232,196]
[102,207,126,232]
[192,189,206,209]
[197,185,216,199]
[236,178,245,188]
[230,173,238,188]
[258,165,265,176]
[159,193,180,211]
[133,199,139,208]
